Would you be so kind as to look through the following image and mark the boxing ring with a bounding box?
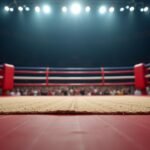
[14,66,135,87]
[0,62,150,115]
[0,63,149,95]
[0,64,150,150]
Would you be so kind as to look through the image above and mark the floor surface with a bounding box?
[0,115,150,150]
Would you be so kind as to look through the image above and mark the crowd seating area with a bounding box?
[6,86,137,96]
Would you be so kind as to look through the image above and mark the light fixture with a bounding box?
[25,7,30,11]
[4,6,10,11]
[109,7,114,13]
[120,7,125,12]
[43,5,51,14]
[18,6,23,12]
[129,6,134,12]
[144,6,149,12]
[99,6,107,14]
[70,3,81,15]
[62,6,67,13]
[9,8,14,12]
[85,6,90,12]
[140,8,144,12]
[35,6,41,13]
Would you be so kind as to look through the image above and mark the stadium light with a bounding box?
[25,7,30,11]
[4,6,9,11]
[129,6,134,12]
[18,6,23,12]
[70,3,81,15]
[62,6,67,13]
[109,7,114,13]
[85,6,90,12]
[43,5,51,14]
[120,7,125,12]
[35,6,41,13]
[9,8,14,12]
[126,5,129,9]
[140,8,144,12]
[144,6,149,12]
[99,6,107,14]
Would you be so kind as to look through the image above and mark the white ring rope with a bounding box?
[0,75,3,79]
[14,75,134,80]
[14,76,46,80]
[104,76,134,80]
[49,76,134,80]
[49,77,102,80]
[145,74,150,78]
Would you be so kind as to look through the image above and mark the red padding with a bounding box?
[3,64,14,90]
[134,63,146,90]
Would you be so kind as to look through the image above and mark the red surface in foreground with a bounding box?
[0,115,150,150]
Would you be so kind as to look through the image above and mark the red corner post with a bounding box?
[134,63,147,94]
[2,64,14,95]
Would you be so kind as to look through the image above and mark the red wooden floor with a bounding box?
[0,115,150,150]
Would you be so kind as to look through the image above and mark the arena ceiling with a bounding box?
[1,0,149,5]
[0,0,150,67]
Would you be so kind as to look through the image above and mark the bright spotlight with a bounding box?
[126,5,129,9]
[144,6,149,12]
[18,6,23,12]
[25,7,30,11]
[43,5,51,14]
[120,7,125,12]
[99,6,107,14]
[4,6,9,11]
[9,8,14,12]
[35,6,41,13]
[140,8,144,12]
[109,7,114,13]
[85,6,90,12]
[62,6,67,13]
[129,6,134,12]
[70,3,81,15]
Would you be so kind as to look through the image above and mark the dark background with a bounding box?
[0,0,150,67]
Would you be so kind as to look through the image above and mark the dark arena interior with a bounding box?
[0,0,150,150]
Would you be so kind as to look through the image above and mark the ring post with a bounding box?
[101,66,105,85]
[2,64,14,96]
[46,67,49,86]
[134,63,147,95]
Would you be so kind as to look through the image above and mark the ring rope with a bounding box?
[15,70,134,75]
[145,74,150,78]
[102,70,133,74]
[15,70,46,74]
[0,76,3,79]
[14,76,46,80]
[14,82,134,87]
[146,63,150,67]
[15,66,133,71]
[49,76,134,80]
[14,75,134,80]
